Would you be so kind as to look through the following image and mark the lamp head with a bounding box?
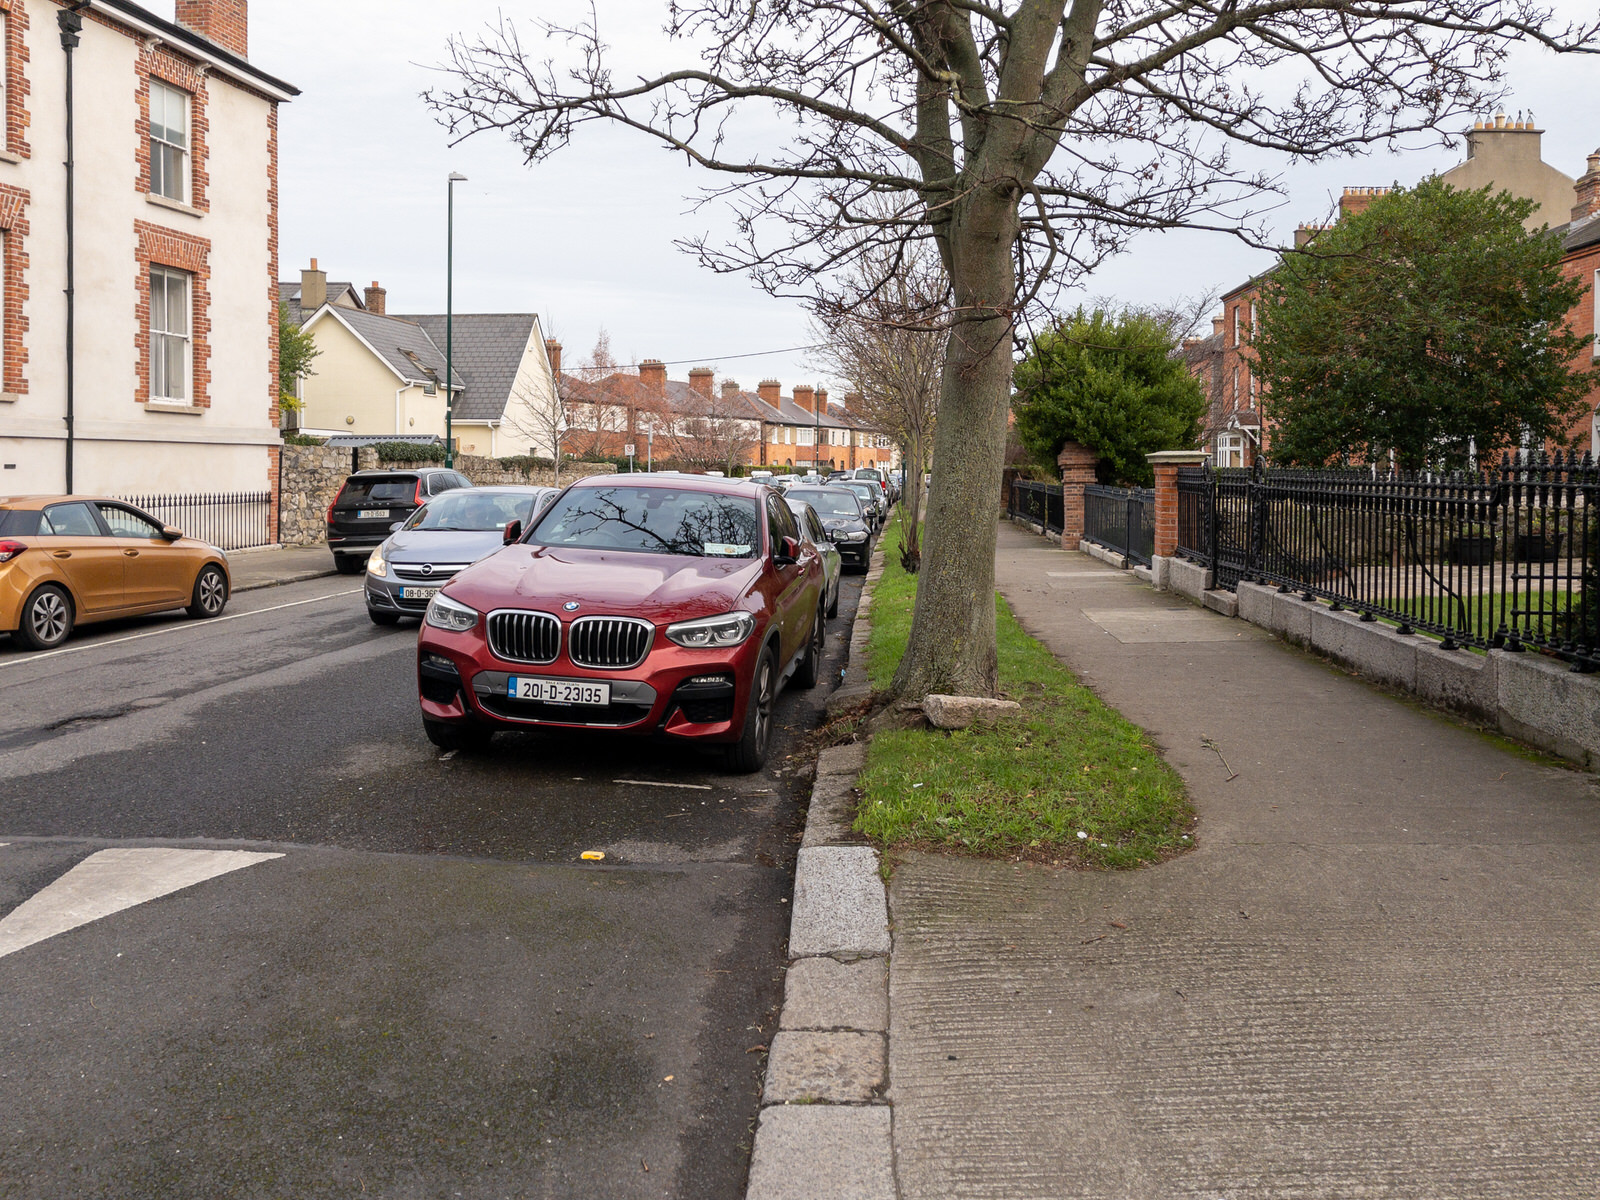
[448,172,468,183]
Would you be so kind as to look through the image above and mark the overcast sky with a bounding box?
[216,1,1600,392]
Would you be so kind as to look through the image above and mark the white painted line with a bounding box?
[0,589,363,670]
[614,779,715,791]
[0,847,284,959]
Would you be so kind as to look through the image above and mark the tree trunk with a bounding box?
[887,197,1018,700]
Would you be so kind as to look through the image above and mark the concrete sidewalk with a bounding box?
[886,522,1600,1198]
[225,544,339,593]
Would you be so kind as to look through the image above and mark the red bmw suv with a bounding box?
[415,475,827,772]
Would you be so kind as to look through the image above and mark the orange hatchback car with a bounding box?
[0,496,231,650]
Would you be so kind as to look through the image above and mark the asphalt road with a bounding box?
[0,570,864,1199]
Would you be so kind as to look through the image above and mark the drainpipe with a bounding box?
[58,3,88,493]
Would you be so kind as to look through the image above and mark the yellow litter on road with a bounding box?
[581,851,605,861]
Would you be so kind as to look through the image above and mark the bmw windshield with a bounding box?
[529,486,761,558]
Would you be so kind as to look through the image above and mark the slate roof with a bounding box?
[400,314,540,421]
[318,306,465,392]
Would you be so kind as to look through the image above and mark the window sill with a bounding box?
[144,400,206,415]
[0,392,16,403]
[145,193,204,219]
[0,150,21,167]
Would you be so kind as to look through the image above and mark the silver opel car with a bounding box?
[364,485,558,624]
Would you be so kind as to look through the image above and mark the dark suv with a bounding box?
[326,468,473,574]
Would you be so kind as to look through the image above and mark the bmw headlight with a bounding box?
[424,593,480,633]
[842,530,867,543]
[665,611,756,649]
[367,549,387,576]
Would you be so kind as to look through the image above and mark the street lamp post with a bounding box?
[445,171,467,467]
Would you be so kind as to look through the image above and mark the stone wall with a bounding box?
[275,444,617,547]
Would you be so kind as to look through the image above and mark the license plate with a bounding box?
[400,586,439,600]
[507,677,611,706]
[358,508,390,519]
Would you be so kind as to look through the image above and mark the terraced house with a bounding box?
[0,0,296,515]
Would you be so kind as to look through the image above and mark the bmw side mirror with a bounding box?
[502,519,523,545]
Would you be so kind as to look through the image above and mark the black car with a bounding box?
[785,486,874,572]
[326,468,474,574]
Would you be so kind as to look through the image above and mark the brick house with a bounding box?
[554,355,895,472]
[1205,114,1597,465]
[0,0,296,512]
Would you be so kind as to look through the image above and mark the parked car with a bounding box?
[843,480,886,531]
[0,496,230,650]
[785,486,874,573]
[326,467,474,575]
[847,467,891,501]
[415,476,827,770]
[365,485,559,625]
[786,497,841,618]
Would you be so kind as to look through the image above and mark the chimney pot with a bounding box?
[364,281,387,316]
[175,0,249,58]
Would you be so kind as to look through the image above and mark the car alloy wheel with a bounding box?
[188,565,228,618]
[794,607,825,689]
[724,650,776,773]
[17,585,73,650]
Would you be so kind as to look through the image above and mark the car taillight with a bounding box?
[414,480,424,505]
[326,500,337,524]
[0,539,26,564]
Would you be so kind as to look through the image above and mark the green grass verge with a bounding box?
[855,515,1195,868]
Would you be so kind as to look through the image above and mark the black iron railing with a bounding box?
[1177,454,1598,672]
[1008,480,1064,535]
[116,492,275,551]
[1083,484,1156,567]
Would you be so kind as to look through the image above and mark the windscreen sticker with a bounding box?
[704,543,752,557]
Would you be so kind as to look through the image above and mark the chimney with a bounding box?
[639,359,667,392]
[300,259,327,314]
[1338,186,1390,220]
[1211,315,1225,337]
[689,366,714,398]
[175,0,249,58]
[1573,150,1600,222]
[794,384,816,413]
[364,281,386,316]
[545,339,562,376]
[844,390,863,408]
[758,379,781,406]
[816,387,829,412]
[721,379,741,399]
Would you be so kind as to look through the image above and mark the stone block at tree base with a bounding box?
[922,694,1022,729]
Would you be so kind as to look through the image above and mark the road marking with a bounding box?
[614,779,714,791]
[0,589,363,670]
[0,848,283,960]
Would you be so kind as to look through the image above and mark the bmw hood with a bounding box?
[442,544,764,624]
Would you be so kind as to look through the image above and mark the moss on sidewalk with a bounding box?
[855,516,1194,867]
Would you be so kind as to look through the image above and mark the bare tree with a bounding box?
[663,386,763,474]
[429,0,1597,701]
[810,248,944,572]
